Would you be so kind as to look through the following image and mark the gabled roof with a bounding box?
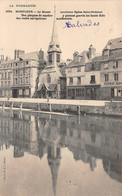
[67,50,89,68]
[38,83,57,91]
[19,51,39,61]
[103,37,122,50]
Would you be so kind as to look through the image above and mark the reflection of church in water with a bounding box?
[0,110,122,195]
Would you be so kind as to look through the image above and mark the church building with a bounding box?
[37,7,66,99]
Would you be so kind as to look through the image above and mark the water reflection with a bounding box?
[0,110,122,196]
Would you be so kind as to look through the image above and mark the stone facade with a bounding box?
[66,51,88,99]
[100,37,122,100]
[0,49,45,98]
[66,45,101,100]
[0,56,13,98]
[66,38,122,100]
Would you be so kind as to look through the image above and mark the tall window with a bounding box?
[113,61,118,68]
[114,73,118,81]
[5,72,7,79]
[8,81,10,87]
[90,75,96,83]
[47,74,51,83]
[76,89,82,97]
[26,77,29,84]
[91,63,95,70]
[77,66,81,72]
[77,77,81,84]
[69,77,73,84]
[104,74,109,81]
[15,78,17,84]
[49,54,52,62]
[1,73,3,79]
[8,72,11,80]
[5,81,7,87]
[1,81,3,87]
[57,54,60,62]
[20,78,22,84]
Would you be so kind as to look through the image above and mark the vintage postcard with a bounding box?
[0,0,122,196]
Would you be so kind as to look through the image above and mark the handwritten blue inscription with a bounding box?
[63,20,99,28]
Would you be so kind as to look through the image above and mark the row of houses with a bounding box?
[0,7,122,100]
[67,38,122,100]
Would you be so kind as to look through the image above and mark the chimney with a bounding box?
[73,51,79,62]
[14,50,25,59]
[6,56,10,61]
[89,45,96,59]
[39,48,44,60]
[0,55,4,61]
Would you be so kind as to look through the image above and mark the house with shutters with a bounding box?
[100,37,122,100]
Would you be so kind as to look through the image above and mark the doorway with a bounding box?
[12,89,18,98]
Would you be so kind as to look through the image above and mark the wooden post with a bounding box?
[19,110,22,119]
[37,103,40,111]
[20,102,23,111]
[77,115,81,124]
[49,114,52,121]
[49,103,52,112]
[10,110,13,117]
[2,102,5,111]
[77,105,80,115]
[10,102,13,110]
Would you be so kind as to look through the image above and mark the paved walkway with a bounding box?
[0,97,115,106]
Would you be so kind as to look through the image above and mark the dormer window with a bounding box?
[56,45,59,48]
[50,45,53,48]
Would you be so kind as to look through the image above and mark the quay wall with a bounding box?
[0,100,122,117]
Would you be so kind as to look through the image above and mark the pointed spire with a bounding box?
[47,144,61,196]
[48,6,61,53]
[48,158,60,196]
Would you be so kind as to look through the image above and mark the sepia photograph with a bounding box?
[0,0,122,196]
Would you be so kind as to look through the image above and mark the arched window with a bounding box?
[49,54,52,62]
[47,74,51,83]
[57,54,60,62]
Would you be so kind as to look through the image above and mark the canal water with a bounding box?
[0,110,122,196]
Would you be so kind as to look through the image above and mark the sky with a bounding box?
[0,0,122,61]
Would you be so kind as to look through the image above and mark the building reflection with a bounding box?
[0,111,122,195]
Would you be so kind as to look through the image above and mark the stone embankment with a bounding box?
[0,98,122,117]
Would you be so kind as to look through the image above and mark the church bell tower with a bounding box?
[47,6,62,67]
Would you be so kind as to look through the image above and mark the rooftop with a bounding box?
[103,37,122,50]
